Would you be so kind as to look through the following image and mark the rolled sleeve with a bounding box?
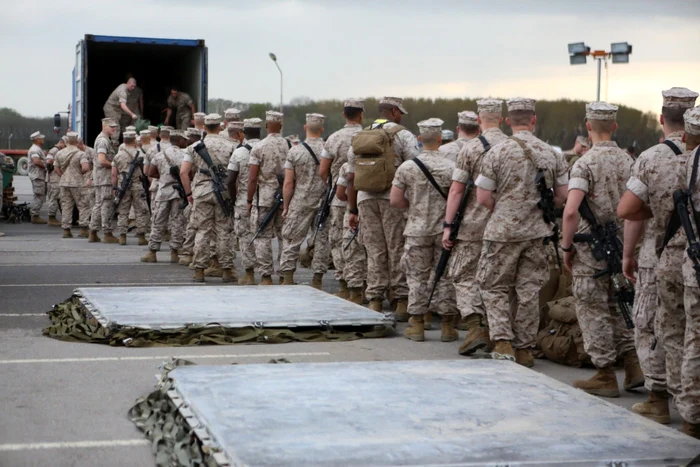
[248,157,260,166]
[475,174,496,191]
[30,153,41,159]
[337,175,348,187]
[346,147,355,173]
[392,178,406,190]
[452,167,470,184]
[555,172,569,187]
[626,176,649,204]
[228,159,240,172]
[183,153,193,164]
[321,148,333,160]
[568,177,588,193]
[283,160,294,170]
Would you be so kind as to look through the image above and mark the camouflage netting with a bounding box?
[43,296,392,347]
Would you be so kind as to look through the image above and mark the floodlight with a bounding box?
[570,54,587,65]
[568,42,588,55]
[612,53,630,64]
[610,42,630,54]
[269,53,277,62]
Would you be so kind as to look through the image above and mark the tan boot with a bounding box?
[281,271,295,285]
[348,287,363,305]
[88,231,101,243]
[140,250,157,263]
[193,268,205,283]
[188,262,196,270]
[682,421,700,440]
[440,314,459,342]
[368,299,383,313]
[238,269,256,285]
[204,257,223,277]
[137,233,147,246]
[62,228,73,239]
[393,299,409,322]
[423,311,433,330]
[179,254,192,266]
[119,234,127,245]
[573,366,620,398]
[335,280,349,299]
[102,232,119,244]
[456,315,471,331]
[311,273,323,290]
[458,314,492,356]
[78,227,89,238]
[631,391,670,424]
[170,249,179,263]
[32,215,48,225]
[623,350,645,391]
[404,314,425,342]
[515,348,535,368]
[260,275,273,286]
[47,215,60,226]
[222,268,237,283]
[491,340,516,362]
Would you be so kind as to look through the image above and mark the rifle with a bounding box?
[672,189,700,287]
[193,141,234,217]
[344,225,360,252]
[111,150,143,219]
[169,165,189,210]
[573,198,634,329]
[535,170,562,270]
[140,174,151,214]
[249,175,285,245]
[312,176,337,244]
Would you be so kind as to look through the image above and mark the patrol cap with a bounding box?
[458,111,478,125]
[160,126,173,133]
[170,129,187,138]
[379,96,408,115]
[148,125,159,132]
[204,114,222,125]
[30,131,45,140]
[576,136,590,147]
[507,98,537,112]
[139,130,151,137]
[125,125,136,132]
[662,87,699,109]
[123,131,137,139]
[684,106,700,136]
[306,113,326,125]
[193,112,206,120]
[585,101,618,121]
[417,118,444,135]
[344,98,365,110]
[61,135,69,143]
[102,118,118,127]
[244,118,263,129]
[286,135,300,143]
[227,121,245,131]
[66,131,79,138]
[266,111,283,123]
[442,130,455,141]
[224,108,242,120]
[477,98,503,114]
[186,127,201,137]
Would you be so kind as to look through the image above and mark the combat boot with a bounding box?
[335,280,349,299]
[239,269,256,285]
[404,314,425,342]
[491,340,516,362]
[368,299,383,313]
[424,311,433,330]
[311,273,323,290]
[88,231,101,243]
[170,249,179,263]
[281,271,295,285]
[393,299,409,322]
[440,314,459,342]
[47,215,60,226]
[193,268,205,283]
[179,254,192,266]
[573,366,620,398]
[222,268,237,283]
[348,287,363,305]
[631,391,670,424]
[137,233,147,246]
[103,232,119,244]
[260,275,273,286]
[31,215,48,225]
[78,227,89,238]
[682,421,700,440]
[188,261,196,270]
[204,257,223,277]
[140,250,157,263]
[458,314,492,356]
[623,350,645,391]
[119,234,127,245]
[515,348,535,368]
[62,228,73,239]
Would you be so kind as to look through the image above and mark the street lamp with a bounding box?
[269,53,283,116]
[568,42,632,101]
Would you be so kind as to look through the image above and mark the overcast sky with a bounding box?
[2,0,699,117]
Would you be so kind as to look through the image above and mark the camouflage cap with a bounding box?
[125,125,136,132]
[148,125,159,132]
[139,130,151,137]
[170,130,187,138]
[585,101,618,121]
[344,98,365,110]
[417,118,444,135]
[684,106,700,136]
[30,131,45,140]
[160,126,173,133]
[186,128,201,137]
[662,87,699,109]
[266,111,283,123]
[458,111,478,125]
[66,131,79,139]
[507,98,536,112]
[244,118,263,129]
[61,135,69,143]
[379,96,408,115]
[204,113,222,125]
[227,121,245,131]
[193,112,206,120]
[102,118,118,127]
[477,98,503,114]
[123,131,137,139]
[224,108,242,120]
[441,129,455,141]
[576,135,590,147]
[306,113,326,125]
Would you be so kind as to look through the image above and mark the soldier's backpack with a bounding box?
[536,297,591,368]
[351,121,405,193]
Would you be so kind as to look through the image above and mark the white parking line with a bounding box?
[0,439,148,452]
[0,313,45,317]
[0,352,331,364]
[0,282,199,288]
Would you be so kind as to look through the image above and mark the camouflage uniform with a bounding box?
[393,149,457,316]
[439,136,472,163]
[45,146,61,218]
[103,83,130,140]
[448,128,508,320]
[228,138,260,271]
[249,132,288,277]
[82,146,97,219]
[475,129,568,349]
[127,85,142,116]
[280,136,330,274]
[56,145,90,230]
[336,162,366,288]
[569,141,635,368]
[168,92,194,130]
[112,146,149,236]
[148,145,186,252]
[27,143,46,217]
[347,121,419,302]
[184,133,236,269]
[90,132,116,234]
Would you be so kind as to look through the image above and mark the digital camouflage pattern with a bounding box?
[337,162,366,288]
[113,146,148,236]
[322,122,363,193]
[438,137,472,163]
[90,133,116,234]
[28,143,47,217]
[251,205,283,276]
[448,241,485,319]
[27,143,46,181]
[167,92,194,130]
[633,267,666,392]
[229,139,260,271]
[249,133,288,207]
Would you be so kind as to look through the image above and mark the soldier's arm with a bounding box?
[120,102,136,118]
[561,188,584,248]
[180,160,193,202]
[247,165,259,207]
[617,190,652,221]
[111,165,118,190]
[165,108,172,125]
[622,219,645,283]
[31,152,46,169]
[475,187,494,211]
[227,170,238,202]
[389,185,408,209]
[97,152,112,169]
[282,168,295,214]
[319,157,332,183]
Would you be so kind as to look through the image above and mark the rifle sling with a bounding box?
[301,142,320,166]
[477,135,491,153]
[688,147,700,236]
[663,140,683,156]
[661,143,693,250]
[412,158,447,200]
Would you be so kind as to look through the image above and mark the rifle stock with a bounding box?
[193,142,234,217]
[673,189,700,287]
[110,150,142,219]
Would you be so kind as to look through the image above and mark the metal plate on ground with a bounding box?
[169,360,700,466]
[76,286,391,330]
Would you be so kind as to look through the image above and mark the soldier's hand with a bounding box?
[442,228,454,250]
[187,195,194,206]
[247,201,252,215]
[131,114,138,121]
[348,213,359,230]
[281,208,288,220]
[623,257,638,284]
[563,250,575,273]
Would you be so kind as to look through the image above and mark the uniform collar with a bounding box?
[593,141,619,148]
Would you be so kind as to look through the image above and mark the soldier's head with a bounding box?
[123,131,137,147]
[76,137,86,150]
[193,112,206,130]
[476,99,503,131]
[265,110,283,134]
[506,98,536,131]
[227,121,244,141]
[456,111,480,138]
[661,88,698,133]
[170,130,189,149]
[102,118,118,136]
[148,125,159,141]
[585,102,618,141]
[139,130,151,145]
[343,99,365,124]
[243,118,262,141]
[417,118,444,150]
[126,78,137,91]
[65,131,79,147]
[160,126,172,142]
[441,130,454,144]
[170,86,180,99]
[203,114,222,135]
[56,139,66,150]
[30,131,45,147]
[378,97,407,124]
[683,106,700,151]
[224,108,242,123]
[574,135,590,154]
[186,128,202,144]
[304,113,325,138]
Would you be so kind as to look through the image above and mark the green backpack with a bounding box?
[351,121,404,193]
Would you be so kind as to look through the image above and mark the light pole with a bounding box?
[568,42,632,101]
[269,53,283,116]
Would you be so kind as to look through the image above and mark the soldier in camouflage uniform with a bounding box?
[247,111,288,285]
[45,139,65,227]
[391,118,458,342]
[77,138,96,231]
[27,131,48,224]
[561,101,642,396]
[336,162,367,304]
[224,108,242,125]
[320,99,365,298]
[103,79,138,142]
[475,98,569,365]
[89,118,119,243]
[178,128,204,266]
[444,99,508,355]
[562,136,590,168]
[166,87,195,130]
[111,131,149,246]
[140,130,159,223]
[180,114,236,283]
[438,111,480,162]
[54,132,90,238]
[619,89,698,424]
[347,97,419,318]
[227,118,263,285]
[279,113,330,289]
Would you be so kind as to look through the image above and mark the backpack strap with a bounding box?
[412,158,447,200]
[664,140,683,156]
[301,142,320,166]
[477,135,491,153]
